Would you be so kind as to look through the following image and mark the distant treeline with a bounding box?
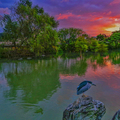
[0,0,120,58]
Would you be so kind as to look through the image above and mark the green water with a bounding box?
[0,51,120,120]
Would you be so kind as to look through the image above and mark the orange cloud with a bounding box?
[80,14,120,36]
[80,19,116,36]
[66,13,117,36]
[110,0,120,5]
[108,15,120,24]
[88,23,116,36]
[55,7,120,36]
[90,17,103,21]
[109,15,120,19]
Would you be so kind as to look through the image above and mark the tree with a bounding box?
[0,33,3,41]
[30,26,59,55]
[98,43,108,53]
[96,34,105,41]
[82,33,89,39]
[58,28,85,52]
[0,15,19,47]
[112,30,120,34]
[75,36,88,54]
[58,28,84,43]
[90,39,99,52]
[0,0,59,54]
[109,32,120,48]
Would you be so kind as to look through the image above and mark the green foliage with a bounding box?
[105,32,120,49]
[0,47,3,58]
[97,43,108,53]
[109,32,120,47]
[33,26,59,55]
[0,14,20,46]
[109,42,116,49]
[58,28,85,52]
[90,39,99,52]
[82,34,89,39]
[0,0,59,56]
[110,32,120,41]
[13,0,58,47]
[58,28,84,42]
[0,33,3,41]
[96,34,105,41]
[0,46,11,58]
[0,0,120,58]
[75,36,88,53]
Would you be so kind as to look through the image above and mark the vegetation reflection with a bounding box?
[0,50,120,115]
[1,59,60,104]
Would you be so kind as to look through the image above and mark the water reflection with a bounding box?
[59,57,88,76]
[0,59,61,119]
[1,59,61,103]
[0,50,120,119]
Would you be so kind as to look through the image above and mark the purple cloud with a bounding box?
[0,0,120,35]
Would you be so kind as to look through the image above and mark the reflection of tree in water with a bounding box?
[60,53,111,75]
[109,50,120,65]
[75,58,88,76]
[90,54,107,70]
[2,59,60,104]
[1,50,120,104]
[59,57,88,76]
[60,51,120,75]
[91,62,97,71]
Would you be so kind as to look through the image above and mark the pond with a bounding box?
[0,50,120,120]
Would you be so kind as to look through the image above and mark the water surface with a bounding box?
[0,51,120,120]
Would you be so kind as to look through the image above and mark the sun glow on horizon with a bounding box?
[105,23,120,32]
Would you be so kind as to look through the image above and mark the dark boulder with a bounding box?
[63,96,106,120]
[112,109,120,120]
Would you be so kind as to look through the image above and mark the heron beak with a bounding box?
[92,83,96,86]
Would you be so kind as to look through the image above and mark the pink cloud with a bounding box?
[110,0,120,5]
[56,13,80,20]
[0,8,10,15]
[57,10,120,36]
[107,11,112,15]
[58,13,119,36]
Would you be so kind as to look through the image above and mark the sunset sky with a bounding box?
[0,0,120,36]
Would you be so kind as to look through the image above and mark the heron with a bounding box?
[77,80,96,97]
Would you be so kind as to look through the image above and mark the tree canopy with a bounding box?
[0,0,120,58]
[58,28,86,52]
[0,0,59,54]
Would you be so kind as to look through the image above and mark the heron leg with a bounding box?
[82,93,88,98]
[82,93,85,97]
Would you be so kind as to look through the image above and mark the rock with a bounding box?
[63,96,106,120]
[112,109,120,120]
[27,57,32,60]
[18,58,23,60]
[42,55,45,57]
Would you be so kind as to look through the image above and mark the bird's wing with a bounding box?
[77,81,87,91]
